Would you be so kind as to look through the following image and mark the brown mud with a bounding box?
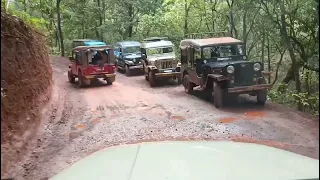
[1,12,52,176]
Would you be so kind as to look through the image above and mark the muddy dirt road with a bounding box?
[5,56,319,179]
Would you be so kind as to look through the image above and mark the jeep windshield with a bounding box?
[123,46,140,55]
[146,46,173,56]
[202,44,243,60]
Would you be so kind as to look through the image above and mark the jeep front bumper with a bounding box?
[228,84,272,93]
[154,72,181,78]
[128,64,143,70]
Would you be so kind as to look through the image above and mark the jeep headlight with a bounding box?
[125,60,134,65]
[227,65,235,74]
[253,63,261,71]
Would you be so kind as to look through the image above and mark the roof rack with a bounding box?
[72,45,113,51]
[184,31,230,39]
[142,37,169,42]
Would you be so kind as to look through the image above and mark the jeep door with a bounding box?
[114,45,123,67]
[71,51,81,75]
[187,46,201,85]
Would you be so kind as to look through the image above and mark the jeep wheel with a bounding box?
[68,71,75,83]
[257,90,267,105]
[177,77,182,85]
[78,72,84,88]
[148,71,156,87]
[183,75,193,94]
[125,65,131,76]
[106,80,113,85]
[257,78,267,105]
[213,82,225,108]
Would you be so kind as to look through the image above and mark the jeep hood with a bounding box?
[51,141,319,180]
[148,53,175,61]
[123,54,141,59]
[205,60,251,69]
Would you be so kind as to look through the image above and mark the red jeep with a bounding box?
[68,45,116,87]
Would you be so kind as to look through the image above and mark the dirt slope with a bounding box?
[1,12,52,176]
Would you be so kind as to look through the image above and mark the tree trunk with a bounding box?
[261,29,265,66]
[184,0,189,36]
[97,0,103,40]
[56,0,65,56]
[279,1,302,110]
[226,0,238,38]
[272,49,286,85]
[23,0,27,12]
[242,10,247,55]
[267,35,271,83]
[127,4,133,38]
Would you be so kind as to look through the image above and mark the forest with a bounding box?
[2,0,319,116]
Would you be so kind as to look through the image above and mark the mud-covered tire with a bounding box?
[148,71,156,87]
[257,90,267,105]
[257,78,267,105]
[78,72,84,88]
[177,77,182,85]
[125,65,131,76]
[68,70,75,83]
[213,82,225,108]
[143,65,149,81]
[106,80,113,85]
[183,75,193,94]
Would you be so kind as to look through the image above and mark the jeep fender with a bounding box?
[207,74,228,82]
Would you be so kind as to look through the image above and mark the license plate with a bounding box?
[164,70,172,73]
[96,67,103,71]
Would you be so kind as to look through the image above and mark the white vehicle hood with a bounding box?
[148,53,175,61]
[51,141,319,180]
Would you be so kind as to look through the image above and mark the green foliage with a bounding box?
[268,84,319,116]
[7,4,48,33]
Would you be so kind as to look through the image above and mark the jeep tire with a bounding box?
[106,80,113,85]
[177,77,182,85]
[213,82,225,108]
[149,71,156,87]
[183,75,193,94]
[78,71,84,88]
[125,65,131,76]
[257,78,267,105]
[68,70,75,83]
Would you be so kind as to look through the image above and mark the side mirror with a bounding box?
[69,57,74,61]
[141,54,147,60]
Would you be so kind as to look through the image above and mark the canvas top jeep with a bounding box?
[141,37,181,87]
[180,32,272,108]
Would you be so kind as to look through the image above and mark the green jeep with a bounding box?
[180,32,272,108]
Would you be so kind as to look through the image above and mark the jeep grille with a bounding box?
[160,61,172,69]
[234,63,254,86]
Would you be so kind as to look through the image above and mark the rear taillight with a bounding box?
[112,65,115,70]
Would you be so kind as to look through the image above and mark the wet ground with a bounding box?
[5,56,319,179]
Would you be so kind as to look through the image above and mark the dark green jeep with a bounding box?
[180,33,272,108]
